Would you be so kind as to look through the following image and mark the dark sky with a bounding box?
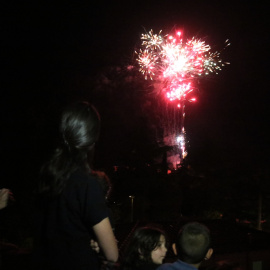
[2,1,270,190]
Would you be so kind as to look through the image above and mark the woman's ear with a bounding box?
[172,243,177,255]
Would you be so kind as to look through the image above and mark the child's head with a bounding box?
[123,226,167,268]
[174,222,212,265]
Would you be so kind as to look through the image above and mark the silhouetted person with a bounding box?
[32,101,118,270]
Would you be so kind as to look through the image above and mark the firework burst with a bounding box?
[136,29,229,100]
[136,29,229,164]
[141,29,164,50]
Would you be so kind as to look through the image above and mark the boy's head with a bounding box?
[173,222,213,265]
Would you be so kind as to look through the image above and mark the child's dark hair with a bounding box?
[175,222,211,264]
[122,226,167,269]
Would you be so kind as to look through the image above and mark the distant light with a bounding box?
[177,135,184,143]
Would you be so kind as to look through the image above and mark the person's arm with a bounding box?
[93,217,118,262]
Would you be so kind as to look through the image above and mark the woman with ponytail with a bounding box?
[33,101,118,270]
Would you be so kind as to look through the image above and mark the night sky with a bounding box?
[2,1,270,195]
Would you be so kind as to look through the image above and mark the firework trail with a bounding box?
[136,29,229,164]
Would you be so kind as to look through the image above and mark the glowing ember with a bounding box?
[166,82,192,101]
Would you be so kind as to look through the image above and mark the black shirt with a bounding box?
[33,170,109,270]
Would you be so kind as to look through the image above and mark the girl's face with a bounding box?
[151,234,167,264]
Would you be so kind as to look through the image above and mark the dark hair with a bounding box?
[38,101,100,196]
[175,222,211,264]
[122,226,166,270]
